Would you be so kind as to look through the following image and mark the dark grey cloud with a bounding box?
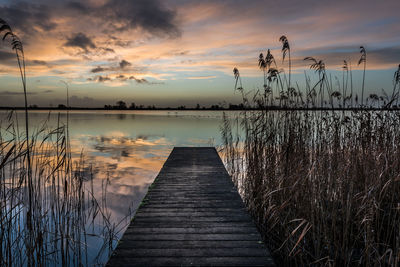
[296,45,400,68]
[65,1,89,13]
[88,75,111,82]
[97,0,180,37]
[32,60,48,66]
[102,47,115,53]
[90,59,133,73]
[64,32,96,51]
[98,76,111,82]
[1,0,181,60]
[60,0,181,37]
[129,76,149,84]
[369,47,400,66]
[91,66,106,73]
[0,50,15,61]
[63,37,114,57]
[87,73,155,84]
[119,60,131,69]
[108,36,132,48]
[51,70,66,75]
[0,2,56,36]
[22,59,55,68]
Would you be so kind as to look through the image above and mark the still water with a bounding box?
[1,110,235,266]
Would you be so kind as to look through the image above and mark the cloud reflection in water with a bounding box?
[75,131,172,222]
[1,110,234,265]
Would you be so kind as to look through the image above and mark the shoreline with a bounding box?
[1,106,400,111]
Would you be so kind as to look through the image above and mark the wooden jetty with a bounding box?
[107,147,274,266]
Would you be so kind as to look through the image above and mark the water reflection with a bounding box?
[69,111,230,242]
[0,110,233,265]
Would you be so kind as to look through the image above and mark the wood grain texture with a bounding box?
[107,147,275,266]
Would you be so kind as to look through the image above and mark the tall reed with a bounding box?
[1,18,35,265]
[0,19,121,266]
[359,46,367,107]
[393,65,400,106]
[279,35,291,90]
[221,38,400,266]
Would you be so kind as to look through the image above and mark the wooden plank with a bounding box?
[116,240,266,249]
[107,147,274,266]
[119,233,262,241]
[129,222,256,228]
[124,227,259,234]
[133,212,251,217]
[108,256,274,266]
[112,248,269,257]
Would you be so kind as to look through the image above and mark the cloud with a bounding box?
[0,90,36,95]
[91,66,106,73]
[89,75,112,82]
[27,59,52,68]
[99,0,180,37]
[32,60,48,66]
[90,59,133,74]
[102,47,115,53]
[64,32,96,51]
[108,36,132,48]
[1,0,181,44]
[87,73,158,85]
[369,47,400,67]
[116,74,127,81]
[51,70,67,75]
[295,45,400,70]
[0,51,15,61]
[0,2,57,36]
[65,1,89,13]
[62,32,116,57]
[0,89,54,95]
[129,76,149,84]
[1,0,400,107]
[119,60,131,69]
[88,74,148,84]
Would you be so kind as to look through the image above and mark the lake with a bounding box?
[0,109,236,266]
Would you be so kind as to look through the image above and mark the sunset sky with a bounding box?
[0,0,399,107]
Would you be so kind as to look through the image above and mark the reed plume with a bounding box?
[358,46,367,107]
[0,18,36,263]
[393,64,400,106]
[279,35,291,90]
[222,37,400,266]
[0,19,120,266]
[304,57,327,108]
[258,53,267,88]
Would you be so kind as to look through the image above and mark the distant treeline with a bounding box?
[1,101,399,111]
[0,101,245,110]
[102,101,246,110]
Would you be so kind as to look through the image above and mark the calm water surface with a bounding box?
[1,110,236,265]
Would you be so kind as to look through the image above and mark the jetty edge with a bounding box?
[107,147,275,266]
